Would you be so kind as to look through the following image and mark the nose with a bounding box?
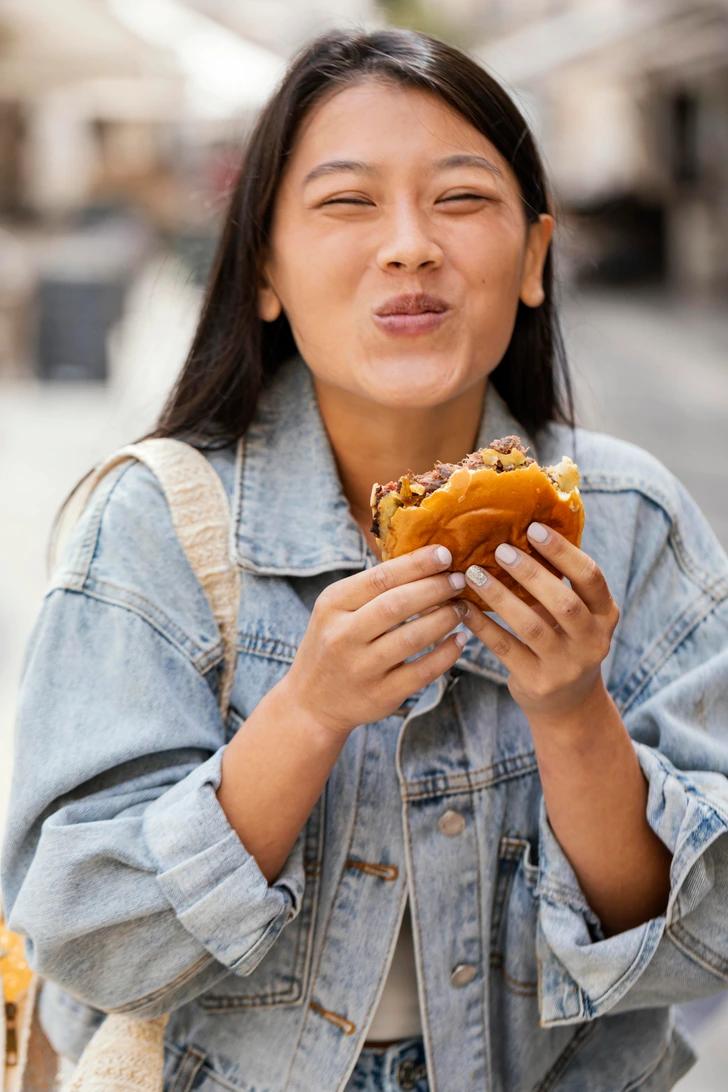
[376,203,443,273]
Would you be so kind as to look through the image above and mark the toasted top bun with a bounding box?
[369,443,585,607]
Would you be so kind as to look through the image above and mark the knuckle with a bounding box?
[519,559,540,582]
[491,634,512,659]
[557,594,584,621]
[581,557,602,585]
[412,654,436,688]
[379,590,406,625]
[415,548,439,577]
[523,619,546,644]
[320,615,346,652]
[314,586,336,614]
[369,565,394,597]
[531,677,555,700]
[398,619,421,655]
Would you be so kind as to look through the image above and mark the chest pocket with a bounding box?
[198,708,325,1011]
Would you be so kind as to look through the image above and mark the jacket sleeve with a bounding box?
[0,465,307,1019]
[535,467,728,1028]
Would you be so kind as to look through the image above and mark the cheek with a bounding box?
[460,219,524,291]
[276,224,362,307]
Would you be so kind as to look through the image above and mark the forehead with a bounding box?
[288,79,515,186]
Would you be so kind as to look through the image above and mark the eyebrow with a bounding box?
[301,153,503,189]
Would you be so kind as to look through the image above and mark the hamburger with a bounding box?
[369,435,584,607]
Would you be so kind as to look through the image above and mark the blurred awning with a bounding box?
[107,0,287,118]
[0,0,181,98]
[474,0,728,88]
[0,0,287,120]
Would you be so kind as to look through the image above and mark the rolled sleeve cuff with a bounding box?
[536,741,728,1026]
[142,744,305,975]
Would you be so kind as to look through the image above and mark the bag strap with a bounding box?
[7,439,242,1092]
[52,438,241,721]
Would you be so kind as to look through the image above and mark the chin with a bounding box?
[361,351,467,405]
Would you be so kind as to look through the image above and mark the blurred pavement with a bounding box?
[1,256,727,1086]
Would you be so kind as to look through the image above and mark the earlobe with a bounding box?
[257,282,282,323]
[519,213,554,309]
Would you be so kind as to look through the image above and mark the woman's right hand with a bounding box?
[282,544,468,738]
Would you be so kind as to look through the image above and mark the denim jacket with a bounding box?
[3,353,728,1092]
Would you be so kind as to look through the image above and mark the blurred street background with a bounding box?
[1,0,727,1086]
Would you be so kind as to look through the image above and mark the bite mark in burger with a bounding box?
[369,436,584,607]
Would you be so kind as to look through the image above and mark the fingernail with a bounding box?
[449,572,466,589]
[495,544,518,566]
[435,545,452,565]
[465,564,489,587]
[455,631,468,648]
[527,522,549,543]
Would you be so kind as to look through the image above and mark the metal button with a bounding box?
[450,963,477,988]
[396,1058,428,1089]
[437,809,465,837]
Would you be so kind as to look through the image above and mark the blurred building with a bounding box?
[468,0,728,297]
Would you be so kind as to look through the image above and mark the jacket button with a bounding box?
[450,963,477,988]
[437,809,465,836]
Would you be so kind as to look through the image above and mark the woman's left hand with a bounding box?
[460,522,621,720]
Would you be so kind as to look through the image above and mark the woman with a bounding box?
[3,27,728,1092]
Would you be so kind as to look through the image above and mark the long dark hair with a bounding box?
[146,28,576,447]
[50,26,576,565]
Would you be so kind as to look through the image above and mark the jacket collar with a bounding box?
[233,352,539,580]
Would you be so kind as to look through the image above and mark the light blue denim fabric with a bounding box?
[345,1036,428,1090]
[2,352,728,1091]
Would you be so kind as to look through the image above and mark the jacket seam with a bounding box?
[665,920,728,983]
[533,1021,598,1091]
[617,594,725,716]
[579,475,728,598]
[107,951,216,1013]
[621,1020,685,1091]
[452,683,489,1082]
[403,754,539,800]
[62,460,139,586]
[44,584,223,676]
[583,917,665,1013]
[287,739,367,1089]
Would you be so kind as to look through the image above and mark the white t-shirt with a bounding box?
[366,895,423,1041]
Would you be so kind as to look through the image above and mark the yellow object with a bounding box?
[1,914,34,1069]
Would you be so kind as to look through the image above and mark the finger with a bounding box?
[530,601,564,633]
[374,600,469,670]
[488,543,591,640]
[463,565,564,656]
[329,543,454,613]
[388,627,467,700]
[525,524,616,616]
[357,570,466,642]
[460,602,536,674]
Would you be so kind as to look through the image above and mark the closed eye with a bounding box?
[321,194,490,206]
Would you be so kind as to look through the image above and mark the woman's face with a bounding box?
[258,79,553,409]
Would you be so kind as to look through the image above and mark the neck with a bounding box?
[313,375,488,530]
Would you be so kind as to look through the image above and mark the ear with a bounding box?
[257,261,282,322]
[519,214,554,309]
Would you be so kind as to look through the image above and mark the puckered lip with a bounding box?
[373,292,451,316]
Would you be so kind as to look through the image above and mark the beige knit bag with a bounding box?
[13,438,241,1092]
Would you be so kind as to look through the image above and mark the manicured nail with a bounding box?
[527,522,550,543]
[449,572,466,589]
[465,564,489,587]
[435,545,452,565]
[495,544,518,566]
[455,631,468,648]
